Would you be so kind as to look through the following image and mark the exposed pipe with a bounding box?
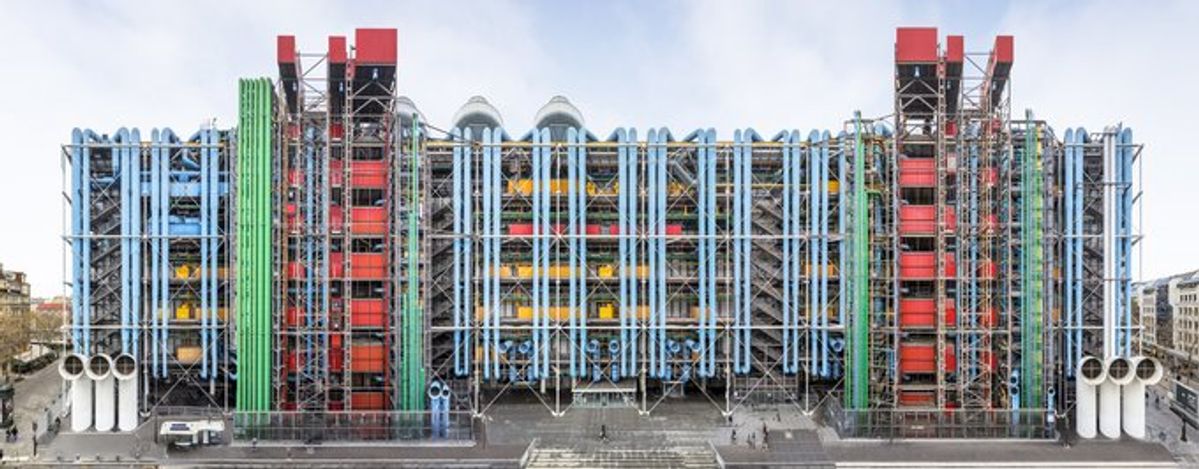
[1076,355,1105,439]
[481,127,493,380]
[1101,356,1133,439]
[1124,356,1163,439]
[1063,128,1075,377]
[60,353,92,432]
[114,354,138,432]
[89,354,115,432]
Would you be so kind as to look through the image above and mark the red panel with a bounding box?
[899,298,956,328]
[350,207,387,235]
[665,224,684,236]
[351,392,386,410]
[351,344,386,373]
[899,390,935,406]
[509,223,533,235]
[898,158,935,187]
[330,206,345,232]
[277,35,296,64]
[946,35,964,63]
[354,28,397,65]
[349,161,387,188]
[979,260,997,279]
[896,27,938,63]
[330,346,344,373]
[330,252,344,278]
[899,252,957,279]
[609,225,620,235]
[586,224,602,235]
[899,343,955,374]
[898,205,955,235]
[350,299,387,328]
[350,253,386,278]
[328,36,347,64]
[993,35,1014,63]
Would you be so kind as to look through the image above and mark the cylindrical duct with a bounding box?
[1123,357,1164,439]
[113,354,138,432]
[532,95,584,142]
[451,96,503,140]
[59,353,92,432]
[87,354,115,432]
[1076,356,1106,439]
[1100,356,1133,439]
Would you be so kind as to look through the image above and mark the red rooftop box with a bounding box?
[354,28,397,65]
[896,27,938,63]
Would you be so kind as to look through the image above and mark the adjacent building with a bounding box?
[0,263,30,315]
[1138,270,1199,363]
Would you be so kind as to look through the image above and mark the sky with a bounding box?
[0,0,1196,297]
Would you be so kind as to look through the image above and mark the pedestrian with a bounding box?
[32,421,37,457]
[600,424,607,443]
[731,429,737,443]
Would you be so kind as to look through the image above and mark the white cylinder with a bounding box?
[87,354,115,432]
[1101,356,1134,439]
[113,354,138,432]
[59,353,92,432]
[1123,357,1164,439]
[1076,356,1106,439]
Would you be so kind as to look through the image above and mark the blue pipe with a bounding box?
[149,129,160,376]
[820,131,831,378]
[463,128,474,377]
[732,130,744,374]
[481,128,492,380]
[658,128,670,379]
[1119,128,1134,356]
[781,130,794,374]
[1073,128,1087,366]
[568,127,579,378]
[628,129,638,379]
[704,129,717,377]
[1069,129,1079,379]
[609,339,622,381]
[694,129,708,377]
[70,129,84,351]
[578,127,589,380]
[199,129,210,379]
[116,128,131,354]
[531,127,542,381]
[494,130,504,381]
[160,128,178,378]
[652,127,661,379]
[807,130,819,376]
[540,128,552,380]
[789,130,802,374]
[206,129,217,379]
[616,129,629,378]
[453,128,463,375]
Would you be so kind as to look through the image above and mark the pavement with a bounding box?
[0,357,65,462]
[11,382,1197,467]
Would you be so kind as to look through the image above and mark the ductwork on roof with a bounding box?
[451,96,503,140]
[396,96,426,129]
[533,95,584,142]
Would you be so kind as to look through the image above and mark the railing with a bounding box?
[824,400,1054,439]
[232,410,474,443]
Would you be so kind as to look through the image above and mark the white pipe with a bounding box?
[1076,355,1106,439]
[1101,356,1134,439]
[1124,356,1163,439]
[59,353,92,432]
[87,354,115,432]
[1102,129,1117,359]
[113,354,138,432]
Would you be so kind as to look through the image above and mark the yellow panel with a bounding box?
[176,346,202,364]
[598,304,615,319]
[517,306,533,320]
[597,265,615,278]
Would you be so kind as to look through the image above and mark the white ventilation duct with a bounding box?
[1123,356,1163,439]
[1101,356,1133,439]
[59,353,92,432]
[1076,355,1106,439]
[113,353,138,432]
[451,96,503,139]
[396,96,426,129]
[87,353,115,432]
[533,95,584,142]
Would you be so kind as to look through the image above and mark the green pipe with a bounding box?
[236,78,273,414]
[847,112,869,409]
[1022,110,1044,408]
